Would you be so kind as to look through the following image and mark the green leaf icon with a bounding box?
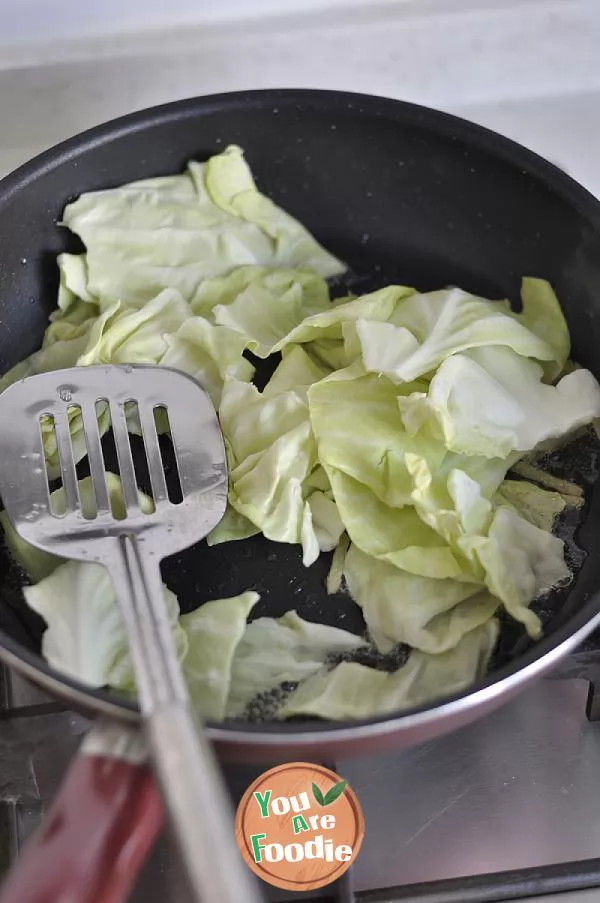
[322,780,348,806]
[312,783,326,806]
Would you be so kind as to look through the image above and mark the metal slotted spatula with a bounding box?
[0,364,262,903]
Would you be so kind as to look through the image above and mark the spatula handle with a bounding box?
[0,722,162,903]
[113,535,263,903]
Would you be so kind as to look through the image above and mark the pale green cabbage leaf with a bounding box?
[516,277,570,381]
[76,289,191,367]
[403,454,569,636]
[279,619,499,720]
[206,505,260,547]
[56,253,97,312]
[218,378,343,565]
[181,592,259,720]
[23,560,186,692]
[1,473,154,583]
[158,316,254,408]
[308,371,442,509]
[61,145,344,311]
[0,303,112,394]
[471,506,570,638]
[225,610,367,718]
[326,533,350,594]
[326,467,472,580]
[354,286,561,384]
[495,478,582,532]
[189,266,330,319]
[212,270,333,357]
[216,285,414,358]
[343,543,498,654]
[399,346,600,459]
[264,345,332,397]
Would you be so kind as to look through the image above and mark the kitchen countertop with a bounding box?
[0,0,600,198]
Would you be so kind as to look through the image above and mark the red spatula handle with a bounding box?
[0,723,162,903]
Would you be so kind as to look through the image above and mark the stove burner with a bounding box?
[3,653,600,902]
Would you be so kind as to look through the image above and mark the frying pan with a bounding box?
[1,89,600,901]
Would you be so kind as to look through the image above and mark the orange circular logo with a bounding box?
[235,762,364,892]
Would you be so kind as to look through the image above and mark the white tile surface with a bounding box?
[458,91,600,199]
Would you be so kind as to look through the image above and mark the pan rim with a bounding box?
[2,87,600,225]
[2,87,600,747]
[2,601,600,746]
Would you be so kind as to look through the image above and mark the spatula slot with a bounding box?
[98,399,131,520]
[67,404,98,521]
[77,398,111,519]
[40,408,89,518]
[153,405,183,506]
[124,400,155,511]
[39,413,62,516]
[52,405,81,517]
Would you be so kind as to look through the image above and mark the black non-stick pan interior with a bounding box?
[2,89,600,735]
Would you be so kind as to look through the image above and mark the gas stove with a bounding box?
[3,645,600,903]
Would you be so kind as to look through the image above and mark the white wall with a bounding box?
[0,0,413,46]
